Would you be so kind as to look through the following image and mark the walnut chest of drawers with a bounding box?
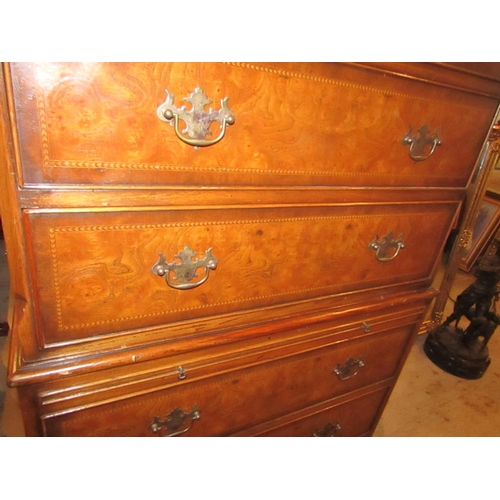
[1,62,500,437]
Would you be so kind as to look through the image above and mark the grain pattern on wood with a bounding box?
[10,62,498,188]
[27,202,458,343]
[40,326,411,436]
[2,62,500,436]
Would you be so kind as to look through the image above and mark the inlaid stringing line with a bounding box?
[34,62,469,179]
[46,211,446,330]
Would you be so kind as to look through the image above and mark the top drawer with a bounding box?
[9,62,497,188]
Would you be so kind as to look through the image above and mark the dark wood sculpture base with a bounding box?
[424,326,491,380]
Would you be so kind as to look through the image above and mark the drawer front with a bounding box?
[11,62,496,188]
[237,386,389,437]
[27,202,456,345]
[40,324,414,436]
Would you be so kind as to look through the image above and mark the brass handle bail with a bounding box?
[152,246,218,290]
[402,124,442,162]
[149,406,201,437]
[313,422,341,437]
[333,357,365,381]
[368,231,405,262]
[157,87,235,148]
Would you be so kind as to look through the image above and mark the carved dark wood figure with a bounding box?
[424,255,500,379]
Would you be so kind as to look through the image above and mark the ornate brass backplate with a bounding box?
[333,357,365,381]
[152,246,218,290]
[368,231,405,262]
[157,87,235,148]
[149,406,201,437]
[402,124,442,161]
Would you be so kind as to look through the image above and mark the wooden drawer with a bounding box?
[39,320,414,436]
[234,386,389,437]
[27,201,457,346]
[10,62,496,188]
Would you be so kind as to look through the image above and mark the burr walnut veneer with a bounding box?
[1,62,500,436]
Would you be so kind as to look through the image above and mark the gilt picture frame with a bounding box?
[460,192,500,272]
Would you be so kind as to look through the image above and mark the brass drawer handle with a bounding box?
[152,246,218,290]
[149,406,201,437]
[177,366,187,380]
[402,124,442,162]
[157,87,235,148]
[333,357,365,381]
[313,422,341,437]
[368,231,404,262]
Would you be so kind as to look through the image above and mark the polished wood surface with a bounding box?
[237,385,390,437]
[27,201,457,344]
[10,62,498,188]
[39,302,423,436]
[2,62,500,436]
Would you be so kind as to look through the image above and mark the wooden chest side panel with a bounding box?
[11,62,497,188]
[27,202,457,344]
